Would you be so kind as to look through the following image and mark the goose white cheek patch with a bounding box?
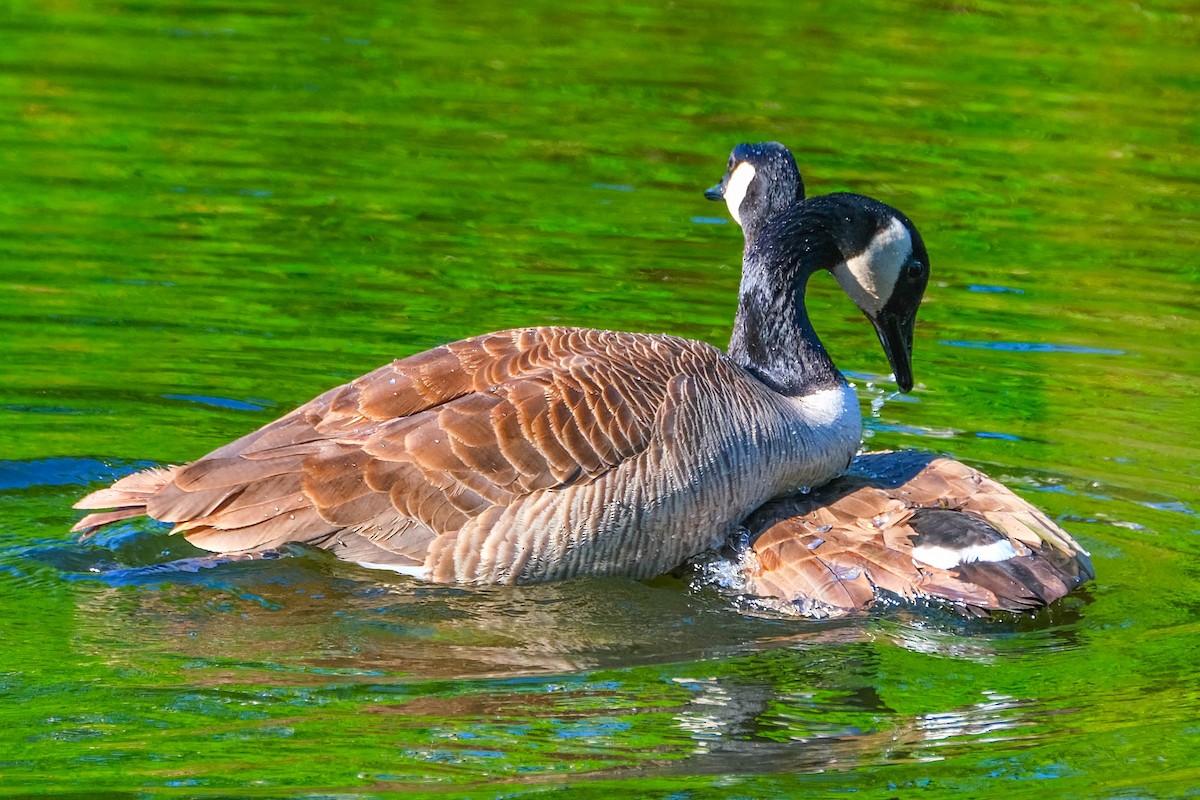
[723,161,756,226]
[832,216,912,316]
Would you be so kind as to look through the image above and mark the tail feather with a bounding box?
[71,507,147,535]
[71,466,182,535]
[74,466,180,509]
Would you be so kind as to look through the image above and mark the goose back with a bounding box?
[75,326,861,584]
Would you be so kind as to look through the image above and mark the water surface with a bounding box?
[1,0,1198,796]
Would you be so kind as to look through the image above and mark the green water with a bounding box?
[1,0,1198,796]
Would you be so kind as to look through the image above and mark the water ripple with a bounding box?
[938,340,1126,356]
[162,394,272,412]
[0,458,148,491]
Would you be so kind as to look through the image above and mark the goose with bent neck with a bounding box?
[710,142,929,403]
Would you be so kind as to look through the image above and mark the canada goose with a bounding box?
[717,450,1095,617]
[73,142,930,585]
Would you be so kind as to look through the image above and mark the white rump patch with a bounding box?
[724,161,756,226]
[356,561,429,579]
[832,216,912,316]
[912,539,1020,570]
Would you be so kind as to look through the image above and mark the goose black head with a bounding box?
[709,142,929,395]
[828,203,930,393]
[704,142,805,232]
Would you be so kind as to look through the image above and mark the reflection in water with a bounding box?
[60,549,881,681]
[5,479,1198,794]
[346,657,1058,788]
[46,535,699,676]
[917,692,1035,745]
[651,683,1043,780]
[32,523,1078,789]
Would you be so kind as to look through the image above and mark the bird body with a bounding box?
[75,327,862,583]
[74,143,930,586]
[730,450,1095,616]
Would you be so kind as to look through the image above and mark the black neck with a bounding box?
[728,227,845,396]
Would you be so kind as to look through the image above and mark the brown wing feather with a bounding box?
[740,451,1094,616]
[73,327,706,573]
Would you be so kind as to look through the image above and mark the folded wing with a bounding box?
[75,327,712,575]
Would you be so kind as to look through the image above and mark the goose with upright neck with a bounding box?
[73,143,929,585]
